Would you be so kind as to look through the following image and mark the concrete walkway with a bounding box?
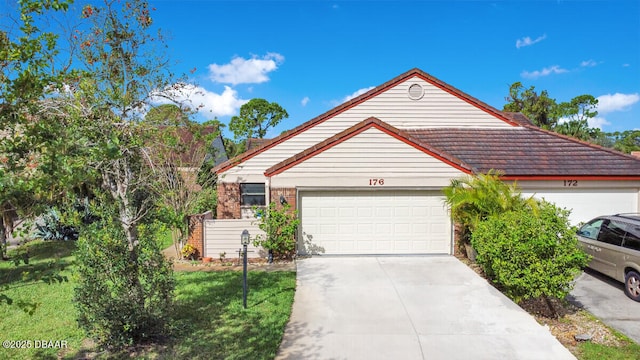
[277,256,574,360]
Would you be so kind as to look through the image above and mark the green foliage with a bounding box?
[504,82,560,129]
[612,130,640,154]
[180,243,197,260]
[74,217,174,349]
[192,186,217,215]
[32,207,79,241]
[223,137,247,158]
[471,201,590,305]
[253,202,300,260]
[229,98,289,140]
[503,83,601,139]
[443,171,536,243]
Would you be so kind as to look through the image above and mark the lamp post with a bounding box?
[241,229,250,309]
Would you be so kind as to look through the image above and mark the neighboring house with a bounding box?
[155,125,228,191]
[246,138,271,151]
[212,68,640,256]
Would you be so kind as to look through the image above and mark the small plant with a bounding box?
[219,251,226,263]
[181,244,198,260]
[33,208,79,241]
[253,202,300,261]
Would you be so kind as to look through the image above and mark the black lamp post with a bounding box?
[241,229,250,309]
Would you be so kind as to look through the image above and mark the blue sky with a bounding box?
[146,1,640,138]
[6,0,640,138]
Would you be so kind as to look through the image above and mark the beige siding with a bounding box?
[203,219,266,259]
[219,76,512,181]
[270,127,465,188]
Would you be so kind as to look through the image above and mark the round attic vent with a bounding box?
[408,83,424,100]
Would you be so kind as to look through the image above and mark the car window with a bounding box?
[597,220,625,246]
[623,224,640,252]
[578,219,604,240]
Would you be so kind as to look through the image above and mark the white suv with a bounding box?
[577,213,640,302]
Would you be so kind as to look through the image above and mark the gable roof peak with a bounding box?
[213,68,518,174]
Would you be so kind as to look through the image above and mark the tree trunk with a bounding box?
[0,220,6,260]
[0,204,15,260]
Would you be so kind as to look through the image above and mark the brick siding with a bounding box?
[186,211,213,259]
[217,182,241,219]
[270,187,297,212]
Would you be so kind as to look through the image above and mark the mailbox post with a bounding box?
[241,229,250,309]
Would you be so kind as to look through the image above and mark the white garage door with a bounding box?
[521,188,639,225]
[299,190,451,255]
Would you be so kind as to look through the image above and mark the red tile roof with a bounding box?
[408,127,640,178]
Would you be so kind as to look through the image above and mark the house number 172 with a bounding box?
[369,178,385,186]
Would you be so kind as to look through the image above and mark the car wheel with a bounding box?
[625,270,640,302]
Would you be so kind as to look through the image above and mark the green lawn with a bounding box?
[0,240,296,360]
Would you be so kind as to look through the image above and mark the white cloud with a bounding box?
[152,83,247,117]
[208,53,285,85]
[341,86,375,103]
[587,117,611,129]
[515,34,546,49]
[521,65,568,79]
[580,59,598,67]
[596,93,640,114]
[301,96,310,107]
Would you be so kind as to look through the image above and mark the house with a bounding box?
[211,68,640,256]
[153,125,228,191]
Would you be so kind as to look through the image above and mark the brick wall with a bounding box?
[270,187,297,211]
[186,211,213,259]
[217,182,241,219]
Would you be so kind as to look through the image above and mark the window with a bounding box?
[578,219,604,240]
[240,183,265,206]
[623,225,640,252]
[597,220,625,246]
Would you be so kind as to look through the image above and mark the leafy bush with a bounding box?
[471,201,590,309]
[253,202,300,260]
[443,170,537,245]
[74,219,174,348]
[32,208,79,241]
[192,186,217,215]
[180,243,197,260]
[33,200,99,241]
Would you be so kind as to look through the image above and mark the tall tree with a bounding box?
[0,0,75,259]
[613,130,640,154]
[553,95,599,141]
[504,82,559,129]
[229,98,288,140]
[63,0,175,347]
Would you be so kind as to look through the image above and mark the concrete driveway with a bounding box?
[277,256,574,360]
[569,269,640,343]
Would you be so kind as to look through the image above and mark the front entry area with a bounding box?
[298,190,451,255]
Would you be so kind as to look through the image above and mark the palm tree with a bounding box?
[443,170,537,252]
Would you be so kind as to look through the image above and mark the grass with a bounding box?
[0,240,296,360]
[0,241,84,360]
[577,341,640,360]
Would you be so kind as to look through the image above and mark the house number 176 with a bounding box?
[369,178,385,186]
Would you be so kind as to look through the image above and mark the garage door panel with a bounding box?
[521,188,638,225]
[300,191,451,255]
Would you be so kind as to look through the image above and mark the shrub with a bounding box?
[180,243,197,260]
[74,219,174,348]
[443,171,537,245]
[32,208,79,241]
[471,201,589,312]
[253,202,300,260]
